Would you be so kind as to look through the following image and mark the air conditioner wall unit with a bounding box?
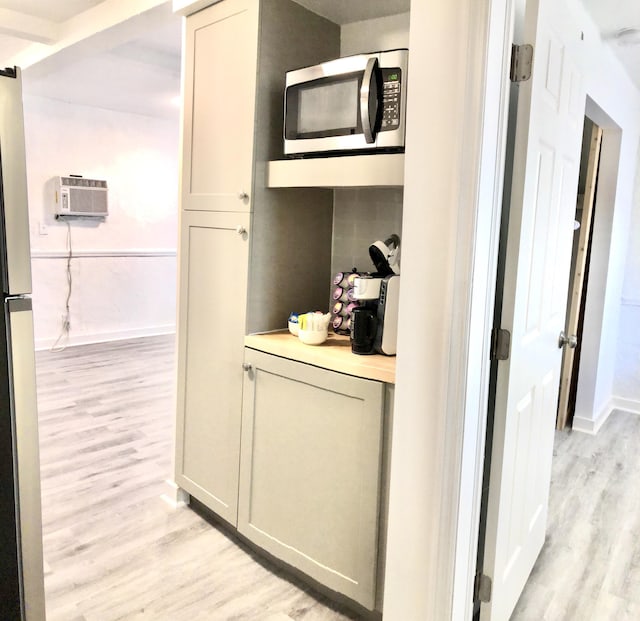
[55,176,108,218]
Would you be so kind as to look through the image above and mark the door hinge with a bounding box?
[510,44,533,82]
[474,572,493,603]
[491,328,511,361]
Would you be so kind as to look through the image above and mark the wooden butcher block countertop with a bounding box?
[244,331,396,384]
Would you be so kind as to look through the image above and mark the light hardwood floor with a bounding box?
[37,336,640,620]
[512,409,640,620]
[36,335,361,621]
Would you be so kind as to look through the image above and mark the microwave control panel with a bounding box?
[380,68,402,131]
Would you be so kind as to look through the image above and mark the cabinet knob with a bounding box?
[238,191,249,201]
[242,363,252,372]
[236,225,247,235]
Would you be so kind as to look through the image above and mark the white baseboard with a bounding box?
[160,479,189,509]
[571,400,614,435]
[610,396,640,416]
[34,324,176,351]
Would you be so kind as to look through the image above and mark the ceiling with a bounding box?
[291,0,410,25]
[1,0,107,22]
[580,0,640,89]
[0,0,182,119]
[0,0,639,119]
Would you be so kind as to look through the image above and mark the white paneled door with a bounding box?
[481,0,585,618]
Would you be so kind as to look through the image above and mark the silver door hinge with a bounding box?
[491,328,511,361]
[474,572,493,603]
[510,44,533,82]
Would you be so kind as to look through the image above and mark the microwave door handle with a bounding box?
[360,57,378,144]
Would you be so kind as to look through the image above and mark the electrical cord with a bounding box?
[50,219,73,352]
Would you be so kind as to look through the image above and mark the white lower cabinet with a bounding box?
[174,211,250,526]
[238,348,385,610]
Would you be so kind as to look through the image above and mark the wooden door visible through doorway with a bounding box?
[556,118,603,430]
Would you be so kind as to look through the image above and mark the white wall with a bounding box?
[331,189,404,276]
[340,12,410,57]
[613,151,640,414]
[383,0,512,615]
[568,0,640,432]
[24,95,179,349]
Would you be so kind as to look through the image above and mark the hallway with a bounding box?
[512,410,640,619]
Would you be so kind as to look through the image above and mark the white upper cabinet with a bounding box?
[180,0,259,212]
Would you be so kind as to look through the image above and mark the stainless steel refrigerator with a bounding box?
[0,66,46,620]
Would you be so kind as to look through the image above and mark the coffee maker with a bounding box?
[350,235,400,356]
[350,277,382,355]
[375,274,400,355]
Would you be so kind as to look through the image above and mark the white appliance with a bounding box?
[55,175,108,218]
[374,274,400,355]
[352,276,382,301]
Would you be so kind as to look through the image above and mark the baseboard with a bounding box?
[610,396,640,416]
[571,400,614,435]
[160,479,190,509]
[34,324,176,351]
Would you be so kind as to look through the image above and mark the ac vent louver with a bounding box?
[55,176,108,218]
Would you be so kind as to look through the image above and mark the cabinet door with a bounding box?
[238,349,385,609]
[181,0,259,213]
[175,211,250,525]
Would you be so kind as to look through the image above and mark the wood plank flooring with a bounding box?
[512,409,640,620]
[36,336,640,620]
[36,336,360,621]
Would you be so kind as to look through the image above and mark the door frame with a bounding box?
[571,98,624,434]
[383,0,632,618]
[382,0,517,618]
[556,120,603,430]
[448,1,518,618]
[449,2,621,619]
[466,32,625,621]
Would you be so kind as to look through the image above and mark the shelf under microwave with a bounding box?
[266,153,404,189]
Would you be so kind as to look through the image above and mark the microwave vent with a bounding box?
[55,176,108,218]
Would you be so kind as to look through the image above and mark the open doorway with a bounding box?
[569,97,624,435]
[479,96,627,617]
[473,80,625,615]
[556,117,603,430]
[17,7,182,618]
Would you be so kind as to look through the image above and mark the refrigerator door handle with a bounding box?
[6,296,46,621]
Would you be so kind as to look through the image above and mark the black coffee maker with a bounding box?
[350,234,400,355]
[351,305,378,354]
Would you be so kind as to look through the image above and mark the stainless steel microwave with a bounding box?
[284,49,408,157]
